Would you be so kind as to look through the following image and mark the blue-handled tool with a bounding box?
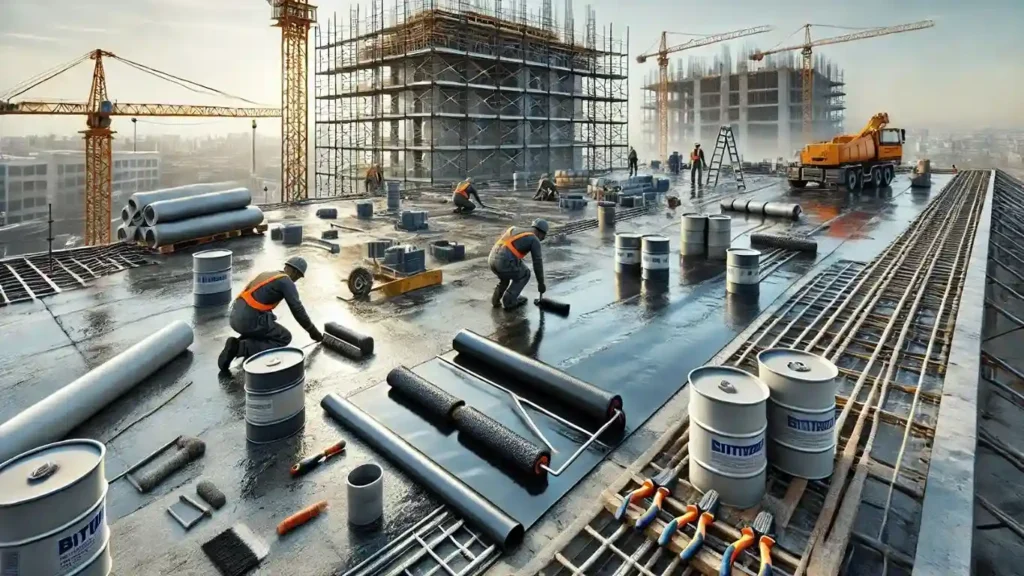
[615,478,655,521]
[631,461,688,529]
[720,511,774,576]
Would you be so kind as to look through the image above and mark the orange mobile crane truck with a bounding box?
[787,112,905,190]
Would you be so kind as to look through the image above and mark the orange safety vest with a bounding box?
[238,273,287,312]
[497,227,534,260]
[691,150,701,162]
[455,182,470,198]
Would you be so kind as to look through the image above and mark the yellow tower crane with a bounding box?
[0,50,280,246]
[750,19,935,143]
[267,0,317,203]
[637,25,773,167]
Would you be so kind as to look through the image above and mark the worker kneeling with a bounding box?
[489,219,548,310]
[532,174,558,202]
[218,256,323,372]
[452,178,485,214]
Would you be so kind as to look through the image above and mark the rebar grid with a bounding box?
[537,171,990,576]
[0,243,153,306]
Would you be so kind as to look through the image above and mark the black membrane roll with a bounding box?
[451,406,550,477]
[534,297,570,316]
[324,321,375,355]
[386,366,465,424]
[749,232,817,254]
[322,333,363,359]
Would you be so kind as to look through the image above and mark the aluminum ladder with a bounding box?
[705,125,746,189]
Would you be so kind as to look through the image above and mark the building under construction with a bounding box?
[642,48,845,160]
[314,0,628,195]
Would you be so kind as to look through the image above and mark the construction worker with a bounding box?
[533,174,558,201]
[489,219,548,310]
[218,256,322,372]
[452,177,485,213]
[365,164,383,195]
[668,151,681,175]
[690,143,707,187]
[628,147,639,177]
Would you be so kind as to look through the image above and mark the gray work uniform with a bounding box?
[533,179,557,201]
[230,271,315,358]
[488,227,544,308]
[453,182,482,212]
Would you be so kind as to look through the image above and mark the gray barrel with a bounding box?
[757,349,839,479]
[356,200,374,219]
[282,223,303,246]
[614,233,642,274]
[706,215,732,260]
[243,347,306,444]
[688,366,769,508]
[0,439,111,576]
[763,202,802,220]
[680,213,707,257]
[641,235,671,282]
[193,249,233,307]
[386,182,401,211]
[726,248,760,295]
[597,201,616,230]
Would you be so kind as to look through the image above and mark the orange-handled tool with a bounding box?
[291,440,346,478]
[615,479,655,520]
[720,511,774,576]
[277,500,328,535]
[757,535,775,576]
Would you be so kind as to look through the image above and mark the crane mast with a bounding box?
[271,1,317,203]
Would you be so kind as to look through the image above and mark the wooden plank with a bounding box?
[775,478,807,530]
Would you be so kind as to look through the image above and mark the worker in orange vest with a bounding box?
[218,256,322,372]
[690,143,706,187]
[488,219,548,309]
[452,177,486,213]
[365,164,383,194]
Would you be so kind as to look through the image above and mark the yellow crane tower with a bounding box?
[637,25,773,166]
[268,0,317,203]
[750,19,935,142]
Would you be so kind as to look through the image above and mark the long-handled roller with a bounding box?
[719,511,775,576]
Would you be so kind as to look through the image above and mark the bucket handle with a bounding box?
[718,380,737,394]
[788,361,810,373]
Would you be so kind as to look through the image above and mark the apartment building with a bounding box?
[0,155,52,226]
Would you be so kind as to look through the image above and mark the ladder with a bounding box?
[705,126,746,189]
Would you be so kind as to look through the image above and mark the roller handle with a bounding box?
[277,500,328,535]
[719,526,755,576]
[636,486,670,530]
[657,504,698,547]
[680,512,715,563]
[290,440,347,477]
[757,535,775,576]
[615,479,655,521]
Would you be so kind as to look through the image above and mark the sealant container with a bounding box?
[726,247,760,295]
[614,233,642,274]
[243,347,307,444]
[688,366,769,508]
[282,223,303,246]
[192,249,233,307]
[680,213,707,257]
[641,235,671,282]
[756,348,839,410]
[0,439,111,576]
[706,215,732,260]
[387,182,401,211]
[597,201,616,230]
[356,200,374,219]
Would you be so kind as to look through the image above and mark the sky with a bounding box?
[1,0,1022,142]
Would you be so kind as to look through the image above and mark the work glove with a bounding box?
[538,282,547,295]
[309,327,324,342]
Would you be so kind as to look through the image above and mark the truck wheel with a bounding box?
[882,165,894,187]
[844,169,860,190]
[789,180,808,189]
[871,168,883,188]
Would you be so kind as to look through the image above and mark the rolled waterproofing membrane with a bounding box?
[145,206,265,248]
[0,320,194,463]
[452,329,624,431]
[127,182,237,217]
[143,188,252,226]
[321,393,524,549]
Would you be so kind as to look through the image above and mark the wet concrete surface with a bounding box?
[0,173,949,575]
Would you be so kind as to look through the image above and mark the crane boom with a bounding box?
[751,20,935,58]
[637,25,774,61]
[0,101,281,117]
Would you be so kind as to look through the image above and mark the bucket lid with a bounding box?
[0,439,105,506]
[689,365,768,405]
[243,347,305,375]
[757,349,838,382]
[194,249,233,260]
[727,248,761,257]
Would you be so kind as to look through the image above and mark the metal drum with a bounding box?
[282,223,303,246]
[641,235,671,282]
[706,215,732,260]
[193,249,233,307]
[688,366,769,508]
[614,233,642,275]
[386,182,401,211]
[597,201,616,230]
[680,213,707,257]
[726,248,760,295]
[757,349,839,479]
[356,200,374,219]
[0,439,111,576]
[243,347,306,444]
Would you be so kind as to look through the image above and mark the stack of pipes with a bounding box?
[115,182,265,249]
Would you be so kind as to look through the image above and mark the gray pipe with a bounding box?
[121,206,133,224]
[116,225,137,242]
[134,226,149,242]
[143,188,252,226]
[763,202,802,220]
[0,321,194,463]
[127,182,238,216]
[146,206,265,248]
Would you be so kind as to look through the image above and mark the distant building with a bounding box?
[0,155,51,226]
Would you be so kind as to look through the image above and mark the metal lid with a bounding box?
[689,366,768,405]
[243,347,306,375]
[615,232,643,239]
[682,213,704,219]
[194,249,233,260]
[0,439,105,507]
[708,214,731,221]
[727,248,761,258]
[757,348,838,382]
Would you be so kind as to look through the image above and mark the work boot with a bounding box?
[491,285,504,308]
[502,296,528,310]
[218,337,239,372]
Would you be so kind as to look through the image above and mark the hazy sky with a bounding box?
[1,0,1022,142]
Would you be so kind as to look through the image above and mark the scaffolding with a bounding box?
[314,0,628,196]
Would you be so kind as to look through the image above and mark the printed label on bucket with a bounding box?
[58,505,104,573]
[709,436,765,476]
[641,253,670,270]
[246,398,275,422]
[615,249,639,264]
[775,412,836,450]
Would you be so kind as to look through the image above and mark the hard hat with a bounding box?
[695,143,700,148]
[465,177,474,184]
[540,173,549,179]
[284,256,307,277]
[531,218,549,235]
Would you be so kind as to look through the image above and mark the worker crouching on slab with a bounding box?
[533,174,558,202]
[218,256,323,372]
[489,219,548,310]
[452,177,486,214]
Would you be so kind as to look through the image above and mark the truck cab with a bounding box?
[787,113,905,190]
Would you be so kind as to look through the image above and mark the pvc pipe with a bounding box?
[0,321,194,463]
[116,225,137,242]
[127,182,238,217]
[143,188,252,226]
[120,206,132,224]
[145,206,265,248]
[321,393,524,550]
[347,463,384,525]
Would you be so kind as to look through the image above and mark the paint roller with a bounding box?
[533,297,570,316]
[324,321,375,356]
[750,232,817,254]
[386,366,465,425]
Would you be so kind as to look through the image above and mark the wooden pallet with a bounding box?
[150,223,268,254]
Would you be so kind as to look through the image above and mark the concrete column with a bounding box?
[692,78,701,147]
[778,69,792,158]
[719,73,728,137]
[738,72,749,159]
